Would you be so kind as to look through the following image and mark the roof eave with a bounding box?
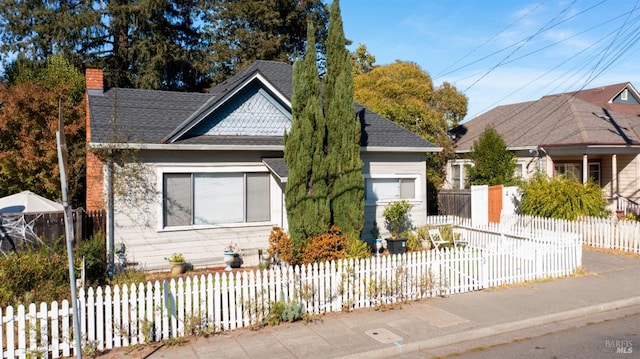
[361,146,442,153]
[89,142,285,151]
[90,142,441,153]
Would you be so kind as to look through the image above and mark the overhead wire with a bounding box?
[433,2,544,79]
[434,0,606,81]
[461,0,579,93]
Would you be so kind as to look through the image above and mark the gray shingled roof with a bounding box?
[88,88,212,143]
[453,94,640,152]
[88,61,438,151]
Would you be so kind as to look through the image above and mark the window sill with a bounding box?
[159,221,273,233]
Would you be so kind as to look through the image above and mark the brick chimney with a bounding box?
[85,68,104,95]
[85,69,105,211]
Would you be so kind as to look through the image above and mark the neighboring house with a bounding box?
[85,60,441,271]
[447,82,640,213]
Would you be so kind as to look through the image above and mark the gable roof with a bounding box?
[542,82,640,117]
[88,60,438,152]
[453,92,640,152]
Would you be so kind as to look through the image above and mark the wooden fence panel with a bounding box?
[1,209,106,253]
[437,190,471,218]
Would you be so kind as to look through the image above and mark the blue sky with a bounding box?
[339,0,640,122]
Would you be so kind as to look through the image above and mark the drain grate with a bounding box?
[364,328,403,344]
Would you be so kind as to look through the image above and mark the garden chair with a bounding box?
[428,228,448,250]
[452,228,468,248]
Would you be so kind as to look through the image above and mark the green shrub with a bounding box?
[519,173,610,220]
[0,247,71,307]
[345,232,371,259]
[77,232,107,286]
[108,268,147,287]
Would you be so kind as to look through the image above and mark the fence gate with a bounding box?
[488,185,503,223]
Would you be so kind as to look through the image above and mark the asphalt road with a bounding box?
[456,312,640,358]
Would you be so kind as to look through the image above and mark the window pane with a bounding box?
[164,174,191,227]
[400,178,415,199]
[194,173,243,224]
[515,163,523,178]
[366,178,399,200]
[589,163,600,184]
[452,165,461,189]
[247,173,270,222]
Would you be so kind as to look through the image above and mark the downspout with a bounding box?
[107,150,115,278]
[537,146,548,172]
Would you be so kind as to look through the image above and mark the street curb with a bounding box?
[341,296,640,359]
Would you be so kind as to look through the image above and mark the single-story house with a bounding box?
[85,60,441,271]
[447,82,640,213]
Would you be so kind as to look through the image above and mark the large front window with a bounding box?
[554,163,581,180]
[163,172,270,227]
[553,162,600,183]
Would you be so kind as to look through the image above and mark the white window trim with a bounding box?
[515,161,526,179]
[363,174,421,205]
[449,160,473,189]
[156,165,270,231]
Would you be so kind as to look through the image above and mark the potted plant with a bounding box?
[382,200,413,254]
[165,253,186,276]
[223,242,238,271]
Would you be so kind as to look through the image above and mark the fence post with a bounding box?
[480,250,489,289]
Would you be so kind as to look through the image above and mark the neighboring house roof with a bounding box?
[88,60,438,152]
[542,82,640,117]
[453,84,640,152]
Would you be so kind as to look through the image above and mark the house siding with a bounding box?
[361,152,427,240]
[112,150,429,270]
[112,150,283,271]
[618,154,639,201]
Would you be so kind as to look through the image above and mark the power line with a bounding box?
[433,2,544,79]
[461,0,579,93]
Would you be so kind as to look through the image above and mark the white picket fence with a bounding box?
[426,214,640,254]
[0,221,582,359]
[496,215,640,254]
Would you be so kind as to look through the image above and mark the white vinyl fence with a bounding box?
[497,215,640,254]
[427,214,640,254]
[1,222,582,358]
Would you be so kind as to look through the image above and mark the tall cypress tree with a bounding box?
[284,23,330,249]
[323,0,364,237]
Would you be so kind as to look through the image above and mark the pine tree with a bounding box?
[285,23,330,249]
[323,0,364,237]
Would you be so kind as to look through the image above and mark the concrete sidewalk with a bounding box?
[99,248,640,359]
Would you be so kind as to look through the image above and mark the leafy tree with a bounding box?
[324,0,364,238]
[285,23,330,251]
[350,43,376,76]
[519,173,610,220]
[353,61,467,189]
[0,55,85,206]
[203,0,329,85]
[467,126,516,186]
